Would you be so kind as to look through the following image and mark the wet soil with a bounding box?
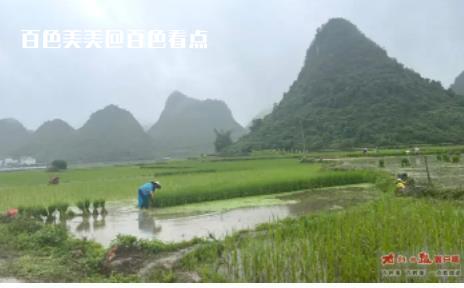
[330,155,464,188]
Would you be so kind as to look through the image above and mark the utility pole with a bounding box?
[423,155,432,187]
[300,118,306,154]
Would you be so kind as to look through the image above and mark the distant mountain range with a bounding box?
[0,119,30,159]
[231,18,464,152]
[451,71,464,95]
[3,18,464,162]
[14,119,75,162]
[1,93,245,163]
[69,105,154,163]
[148,91,247,156]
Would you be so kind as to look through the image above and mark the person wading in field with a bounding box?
[138,181,162,209]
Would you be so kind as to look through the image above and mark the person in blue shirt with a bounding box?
[138,181,162,209]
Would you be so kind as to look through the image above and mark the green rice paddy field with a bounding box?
[0,158,380,211]
[1,154,464,282]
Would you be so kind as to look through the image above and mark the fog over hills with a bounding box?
[1,93,245,162]
[148,91,246,156]
[451,71,464,95]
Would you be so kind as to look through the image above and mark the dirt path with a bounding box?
[104,245,201,282]
[0,277,21,283]
[137,246,201,282]
[0,256,21,283]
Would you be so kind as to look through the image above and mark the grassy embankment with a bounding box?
[181,193,464,282]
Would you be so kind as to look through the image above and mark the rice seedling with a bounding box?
[66,210,76,218]
[55,203,69,220]
[37,207,49,219]
[46,204,59,223]
[83,199,91,215]
[442,154,450,162]
[92,200,100,216]
[17,206,31,217]
[76,201,90,217]
[100,200,108,215]
[47,204,58,216]
[76,201,85,215]
[24,206,44,220]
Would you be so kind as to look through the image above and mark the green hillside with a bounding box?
[232,18,464,152]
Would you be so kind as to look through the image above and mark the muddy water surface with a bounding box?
[68,184,378,246]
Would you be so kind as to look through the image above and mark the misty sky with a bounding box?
[0,0,463,130]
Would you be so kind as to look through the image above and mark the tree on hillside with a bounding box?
[249,118,264,133]
[214,129,233,153]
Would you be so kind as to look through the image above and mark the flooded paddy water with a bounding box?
[68,184,378,246]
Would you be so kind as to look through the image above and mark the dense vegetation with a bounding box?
[148,91,246,157]
[0,218,106,282]
[232,18,464,153]
[183,195,464,282]
[214,129,233,153]
[0,216,203,282]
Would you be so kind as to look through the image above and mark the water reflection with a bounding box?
[76,216,91,232]
[67,186,377,247]
[138,211,161,233]
[68,202,292,246]
[93,216,106,230]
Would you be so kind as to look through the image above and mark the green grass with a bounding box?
[0,216,206,282]
[0,158,383,211]
[0,217,107,282]
[182,195,464,282]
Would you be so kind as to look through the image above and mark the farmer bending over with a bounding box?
[138,181,162,209]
